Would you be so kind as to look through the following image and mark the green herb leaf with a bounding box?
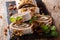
[29,20,33,24]
[41,25,49,31]
[10,17,16,22]
[51,31,58,37]
[51,25,56,31]
[16,16,22,21]
[29,16,37,24]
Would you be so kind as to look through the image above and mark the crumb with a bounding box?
[0,16,2,19]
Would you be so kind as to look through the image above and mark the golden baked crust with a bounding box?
[18,7,39,18]
[15,0,37,9]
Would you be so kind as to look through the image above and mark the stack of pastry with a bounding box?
[9,0,52,37]
[9,0,39,37]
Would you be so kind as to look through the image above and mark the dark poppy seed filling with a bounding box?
[18,4,36,9]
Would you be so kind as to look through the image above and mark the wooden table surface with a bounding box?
[0,0,60,40]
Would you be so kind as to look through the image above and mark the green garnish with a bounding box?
[32,16,37,20]
[51,25,56,31]
[10,17,16,22]
[50,25,58,37]
[41,25,58,37]
[16,16,22,21]
[29,16,37,24]
[41,25,50,33]
[51,31,58,37]
[41,25,49,31]
[10,16,22,23]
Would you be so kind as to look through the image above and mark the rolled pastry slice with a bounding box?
[9,22,34,36]
[34,13,53,25]
[18,7,39,15]
[15,0,37,9]
[10,11,31,22]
